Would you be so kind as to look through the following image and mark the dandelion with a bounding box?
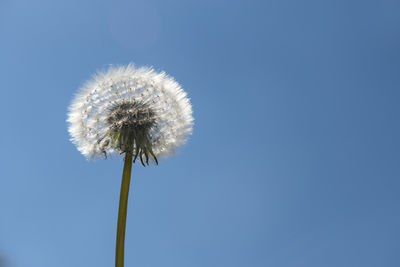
[67,64,193,267]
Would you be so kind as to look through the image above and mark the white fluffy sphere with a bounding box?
[67,64,193,162]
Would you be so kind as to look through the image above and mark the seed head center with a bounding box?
[107,101,155,135]
[98,101,158,165]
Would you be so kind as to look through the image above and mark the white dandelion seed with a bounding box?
[67,64,193,165]
[66,63,194,267]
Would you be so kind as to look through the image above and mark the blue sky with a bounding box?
[0,0,399,266]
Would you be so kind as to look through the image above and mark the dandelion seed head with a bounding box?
[67,64,193,163]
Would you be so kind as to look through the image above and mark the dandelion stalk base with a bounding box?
[115,149,133,267]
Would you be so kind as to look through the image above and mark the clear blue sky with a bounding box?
[0,0,399,266]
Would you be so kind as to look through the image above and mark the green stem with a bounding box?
[115,150,133,267]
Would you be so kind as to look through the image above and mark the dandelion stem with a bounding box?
[115,148,133,267]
